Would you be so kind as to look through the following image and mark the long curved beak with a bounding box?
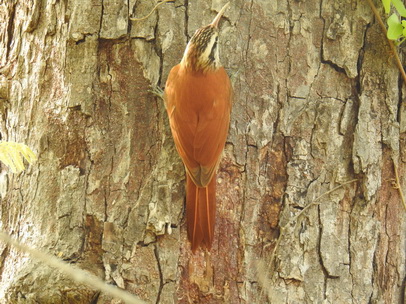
[210,2,230,28]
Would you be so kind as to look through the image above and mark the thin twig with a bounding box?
[130,0,174,22]
[260,179,358,299]
[393,160,406,210]
[0,231,146,304]
[365,0,406,211]
[289,179,359,224]
[365,0,406,85]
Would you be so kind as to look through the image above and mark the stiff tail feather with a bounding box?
[186,173,216,252]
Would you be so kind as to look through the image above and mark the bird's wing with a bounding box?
[191,92,231,186]
[164,65,200,171]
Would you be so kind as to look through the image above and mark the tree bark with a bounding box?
[0,0,405,303]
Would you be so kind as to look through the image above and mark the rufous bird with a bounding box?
[164,2,232,251]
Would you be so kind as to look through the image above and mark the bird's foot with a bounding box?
[149,85,164,100]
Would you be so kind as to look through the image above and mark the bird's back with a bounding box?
[165,64,232,187]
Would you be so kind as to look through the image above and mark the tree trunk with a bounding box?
[0,0,405,303]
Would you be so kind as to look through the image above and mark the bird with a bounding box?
[164,2,232,252]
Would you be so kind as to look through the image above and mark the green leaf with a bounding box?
[0,142,37,173]
[392,0,406,17]
[382,0,391,14]
[402,20,406,36]
[387,13,403,40]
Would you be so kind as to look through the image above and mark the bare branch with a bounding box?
[0,231,146,304]
[130,0,174,22]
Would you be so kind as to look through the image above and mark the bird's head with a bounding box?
[181,2,229,73]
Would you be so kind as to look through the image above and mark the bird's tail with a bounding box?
[186,173,216,252]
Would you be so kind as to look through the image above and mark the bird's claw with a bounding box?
[149,86,164,100]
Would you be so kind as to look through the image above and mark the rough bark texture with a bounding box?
[0,0,405,303]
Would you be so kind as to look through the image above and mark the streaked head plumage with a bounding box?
[181,2,229,73]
